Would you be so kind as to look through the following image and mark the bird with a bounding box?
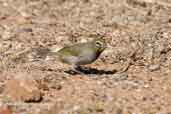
[34,38,107,74]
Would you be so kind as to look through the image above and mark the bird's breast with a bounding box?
[75,51,100,65]
[59,50,101,65]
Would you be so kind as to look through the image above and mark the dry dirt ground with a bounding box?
[0,0,171,114]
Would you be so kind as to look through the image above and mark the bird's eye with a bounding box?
[95,41,103,47]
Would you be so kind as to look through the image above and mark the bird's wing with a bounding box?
[57,42,92,57]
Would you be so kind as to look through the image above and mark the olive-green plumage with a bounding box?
[53,38,107,66]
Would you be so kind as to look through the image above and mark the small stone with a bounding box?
[169,18,171,23]
[2,30,12,40]
[4,73,42,102]
[148,64,160,71]
[115,108,122,114]
[20,27,33,32]
[112,73,128,81]
[0,106,12,114]
[94,102,104,112]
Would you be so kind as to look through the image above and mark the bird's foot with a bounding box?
[64,66,85,75]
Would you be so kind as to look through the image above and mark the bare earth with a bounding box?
[0,0,171,114]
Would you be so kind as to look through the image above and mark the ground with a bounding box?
[0,0,171,114]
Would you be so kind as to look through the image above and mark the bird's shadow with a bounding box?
[64,66,116,75]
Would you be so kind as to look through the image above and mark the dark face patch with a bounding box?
[94,39,106,52]
[95,41,103,48]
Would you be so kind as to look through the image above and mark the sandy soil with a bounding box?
[0,0,171,114]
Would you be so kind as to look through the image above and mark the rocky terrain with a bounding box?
[0,0,171,113]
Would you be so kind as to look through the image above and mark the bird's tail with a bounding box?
[28,45,63,62]
[29,47,53,61]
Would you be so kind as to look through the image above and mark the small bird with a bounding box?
[34,38,107,74]
[53,38,107,73]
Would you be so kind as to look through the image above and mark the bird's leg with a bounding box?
[72,65,85,75]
